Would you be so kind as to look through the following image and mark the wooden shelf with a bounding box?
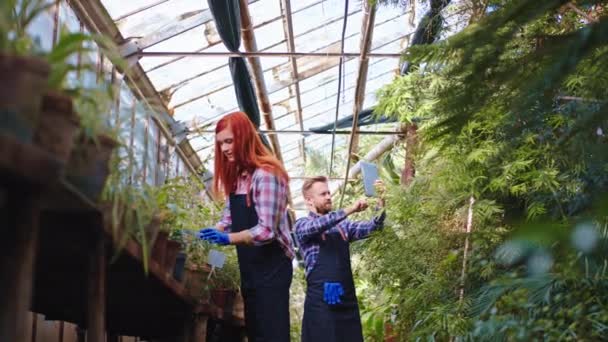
[1,135,244,341]
[0,134,63,188]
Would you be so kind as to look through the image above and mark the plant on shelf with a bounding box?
[209,248,240,290]
[0,0,52,142]
[100,153,165,273]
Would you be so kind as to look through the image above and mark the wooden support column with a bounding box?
[338,1,377,206]
[401,123,418,186]
[189,315,208,342]
[0,189,41,342]
[348,1,377,157]
[239,0,284,162]
[107,333,120,342]
[86,228,106,342]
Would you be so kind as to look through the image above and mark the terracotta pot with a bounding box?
[232,291,245,320]
[184,265,211,300]
[34,92,79,162]
[65,134,117,201]
[151,230,169,266]
[211,289,237,310]
[164,240,182,274]
[0,54,50,142]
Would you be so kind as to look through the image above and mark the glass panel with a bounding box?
[103,0,167,19]
[169,64,233,106]
[292,0,363,37]
[158,132,168,184]
[27,7,54,52]
[59,1,81,32]
[169,146,179,179]
[132,102,148,185]
[147,120,159,185]
[114,0,207,38]
[173,86,238,123]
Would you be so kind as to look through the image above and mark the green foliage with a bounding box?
[354,1,608,340]
[0,0,52,55]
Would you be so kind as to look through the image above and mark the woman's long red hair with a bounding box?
[213,111,289,198]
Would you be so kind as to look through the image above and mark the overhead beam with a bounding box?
[138,51,402,58]
[193,128,402,137]
[185,58,396,133]
[239,0,284,163]
[339,0,377,207]
[280,0,306,163]
[142,0,356,73]
[167,11,411,111]
[117,0,258,57]
[119,8,214,58]
[348,0,377,157]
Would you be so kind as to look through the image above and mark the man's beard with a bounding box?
[315,203,332,215]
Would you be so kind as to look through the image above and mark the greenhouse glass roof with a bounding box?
[99,0,422,212]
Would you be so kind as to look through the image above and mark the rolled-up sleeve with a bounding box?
[248,169,288,245]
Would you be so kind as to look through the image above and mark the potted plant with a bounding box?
[101,163,164,274]
[157,176,219,279]
[209,249,240,309]
[0,0,52,142]
[34,28,124,162]
[65,85,120,201]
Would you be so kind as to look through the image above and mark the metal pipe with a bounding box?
[192,129,403,136]
[185,62,396,135]
[141,0,361,73]
[138,51,402,58]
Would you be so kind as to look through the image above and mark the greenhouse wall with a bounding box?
[27,0,195,188]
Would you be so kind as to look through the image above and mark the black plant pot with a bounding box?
[173,252,187,282]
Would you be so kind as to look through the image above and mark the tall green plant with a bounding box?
[0,0,52,55]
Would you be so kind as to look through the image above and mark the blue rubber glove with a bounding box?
[197,228,230,246]
[323,282,344,305]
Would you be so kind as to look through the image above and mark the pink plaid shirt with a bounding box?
[217,168,295,259]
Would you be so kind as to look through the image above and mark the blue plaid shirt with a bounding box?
[294,209,385,277]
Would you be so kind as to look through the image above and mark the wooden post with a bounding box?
[0,191,41,342]
[76,326,85,342]
[458,196,476,303]
[107,333,120,342]
[189,315,208,342]
[87,229,106,342]
[58,321,64,342]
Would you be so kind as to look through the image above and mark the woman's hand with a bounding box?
[197,228,230,245]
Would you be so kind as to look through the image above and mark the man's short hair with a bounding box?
[302,176,328,197]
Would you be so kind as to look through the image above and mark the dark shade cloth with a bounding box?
[206,0,279,151]
[229,57,261,128]
[230,192,292,342]
[207,0,241,52]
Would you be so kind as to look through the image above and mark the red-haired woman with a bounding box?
[198,111,294,342]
